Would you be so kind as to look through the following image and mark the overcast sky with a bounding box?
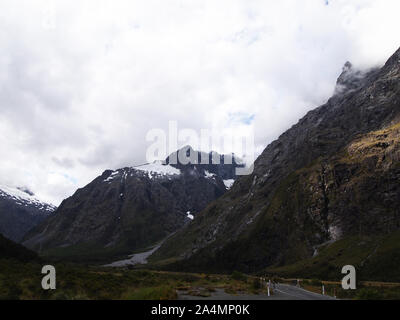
[0,0,399,205]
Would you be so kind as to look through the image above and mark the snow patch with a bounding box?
[328,225,342,241]
[104,171,120,182]
[204,170,216,179]
[223,179,235,189]
[186,211,194,220]
[133,162,181,179]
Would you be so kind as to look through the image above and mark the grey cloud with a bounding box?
[52,157,75,169]
[0,0,399,205]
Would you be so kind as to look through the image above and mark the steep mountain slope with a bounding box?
[151,47,400,276]
[0,185,56,242]
[0,232,38,262]
[23,148,243,260]
[265,230,400,282]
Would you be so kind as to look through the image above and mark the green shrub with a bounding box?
[310,279,322,286]
[231,271,247,282]
[122,286,177,300]
[252,278,262,290]
[355,288,383,300]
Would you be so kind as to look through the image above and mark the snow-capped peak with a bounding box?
[0,184,57,212]
[133,161,181,179]
[103,161,182,182]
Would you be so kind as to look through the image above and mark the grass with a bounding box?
[40,241,139,264]
[121,286,177,300]
[2,256,400,300]
[302,281,400,300]
[0,259,266,300]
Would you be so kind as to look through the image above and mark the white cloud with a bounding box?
[0,0,399,205]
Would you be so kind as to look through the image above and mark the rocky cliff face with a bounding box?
[0,185,56,242]
[151,47,400,274]
[23,148,242,259]
[166,145,244,181]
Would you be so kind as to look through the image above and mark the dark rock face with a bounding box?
[151,47,400,273]
[23,149,242,258]
[334,61,379,95]
[0,186,56,242]
[166,145,245,180]
[0,233,37,262]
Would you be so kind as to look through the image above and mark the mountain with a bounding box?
[0,232,37,262]
[0,185,56,242]
[23,147,243,260]
[150,47,400,279]
[165,146,243,183]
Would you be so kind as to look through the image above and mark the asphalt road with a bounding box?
[178,284,336,300]
[273,284,335,300]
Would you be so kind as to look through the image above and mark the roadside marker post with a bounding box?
[322,285,325,295]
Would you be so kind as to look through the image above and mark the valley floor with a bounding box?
[1,258,400,300]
